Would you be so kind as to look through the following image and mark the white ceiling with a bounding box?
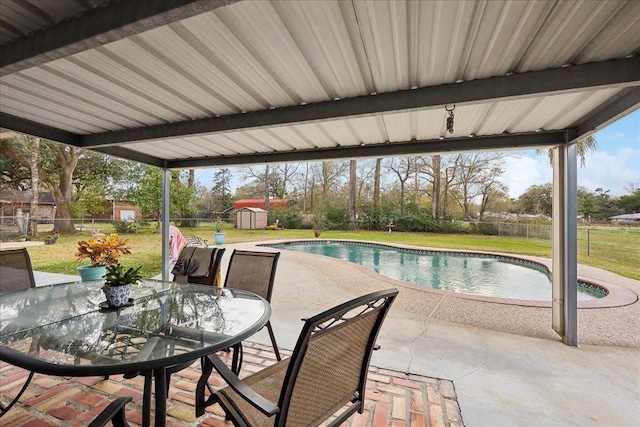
[1,0,639,168]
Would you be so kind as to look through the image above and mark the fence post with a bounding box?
[587,227,590,256]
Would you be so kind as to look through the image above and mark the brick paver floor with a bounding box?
[0,342,463,426]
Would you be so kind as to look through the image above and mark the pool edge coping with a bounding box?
[256,238,638,309]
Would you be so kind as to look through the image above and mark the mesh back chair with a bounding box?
[195,288,398,425]
[172,247,226,286]
[0,248,36,294]
[223,250,281,369]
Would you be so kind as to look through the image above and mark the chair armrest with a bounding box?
[88,396,132,427]
[207,353,280,416]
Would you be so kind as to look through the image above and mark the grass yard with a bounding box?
[24,224,639,281]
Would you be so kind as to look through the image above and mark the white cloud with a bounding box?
[501,152,553,198]
[578,146,640,195]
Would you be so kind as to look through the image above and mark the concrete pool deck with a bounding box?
[5,239,639,425]
[230,241,640,426]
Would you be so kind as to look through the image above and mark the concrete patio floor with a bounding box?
[1,241,638,426]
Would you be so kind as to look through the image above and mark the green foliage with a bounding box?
[578,187,623,220]
[618,188,640,213]
[514,183,553,216]
[119,167,196,228]
[267,206,304,229]
[212,219,231,232]
[112,221,138,233]
[103,264,143,288]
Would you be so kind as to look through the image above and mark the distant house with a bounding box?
[0,190,56,222]
[233,199,287,210]
[87,199,142,222]
[609,213,640,225]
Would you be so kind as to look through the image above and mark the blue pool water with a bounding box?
[266,241,604,301]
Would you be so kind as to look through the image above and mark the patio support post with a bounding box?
[161,168,170,281]
[551,142,578,346]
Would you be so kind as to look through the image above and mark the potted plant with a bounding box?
[76,233,132,281]
[102,264,143,307]
[212,219,228,245]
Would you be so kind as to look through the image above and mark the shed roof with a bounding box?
[1,0,639,168]
[237,207,267,213]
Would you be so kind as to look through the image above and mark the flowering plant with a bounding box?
[76,233,131,267]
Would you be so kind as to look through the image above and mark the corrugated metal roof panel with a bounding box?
[1,0,638,166]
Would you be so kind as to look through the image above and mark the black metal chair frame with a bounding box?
[88,396,132,427]
[195,288,399,426]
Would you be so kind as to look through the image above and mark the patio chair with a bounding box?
[194,288,399,425]
[0,248,37,417]
[0,248,36,294]
[171,246,226,286]
[88,396,132,427]
[223,249,281,372]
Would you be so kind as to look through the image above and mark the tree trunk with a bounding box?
[432,155,441,219]
[348,160,357,230]
[52,145,79,232]
[373,158,381,209]
[188,169,195,188]
[29,138,41,237]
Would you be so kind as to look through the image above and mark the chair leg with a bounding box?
[265,321,281,361]
[0,371,34,418]
[195,356,215,417]
[231,342,244,374]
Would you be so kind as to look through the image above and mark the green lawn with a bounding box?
[26,225,639,281]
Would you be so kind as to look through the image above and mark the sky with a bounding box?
[195,110,640,199]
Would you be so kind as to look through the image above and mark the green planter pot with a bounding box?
[77,265,107,281]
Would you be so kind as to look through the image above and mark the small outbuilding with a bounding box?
[236,207,268,230]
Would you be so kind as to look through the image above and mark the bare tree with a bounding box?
[386,157,419,215]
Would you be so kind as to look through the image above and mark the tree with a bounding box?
[0,136,79,232]
[386,157,417,215]
[28,138,41,237]
[121,167,195,231]
[515,183,553,216]
[450,153,508,219]
[618,187,640,213]
[210,168,234,213]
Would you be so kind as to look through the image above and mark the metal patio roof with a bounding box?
[1,0,639,169]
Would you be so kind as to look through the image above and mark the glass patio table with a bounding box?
[0,279,271,427]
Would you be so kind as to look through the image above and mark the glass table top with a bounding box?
[0,280,270,376]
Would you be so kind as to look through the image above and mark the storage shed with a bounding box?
[236,207,268,230]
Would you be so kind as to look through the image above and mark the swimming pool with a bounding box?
[266,240,605,301]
